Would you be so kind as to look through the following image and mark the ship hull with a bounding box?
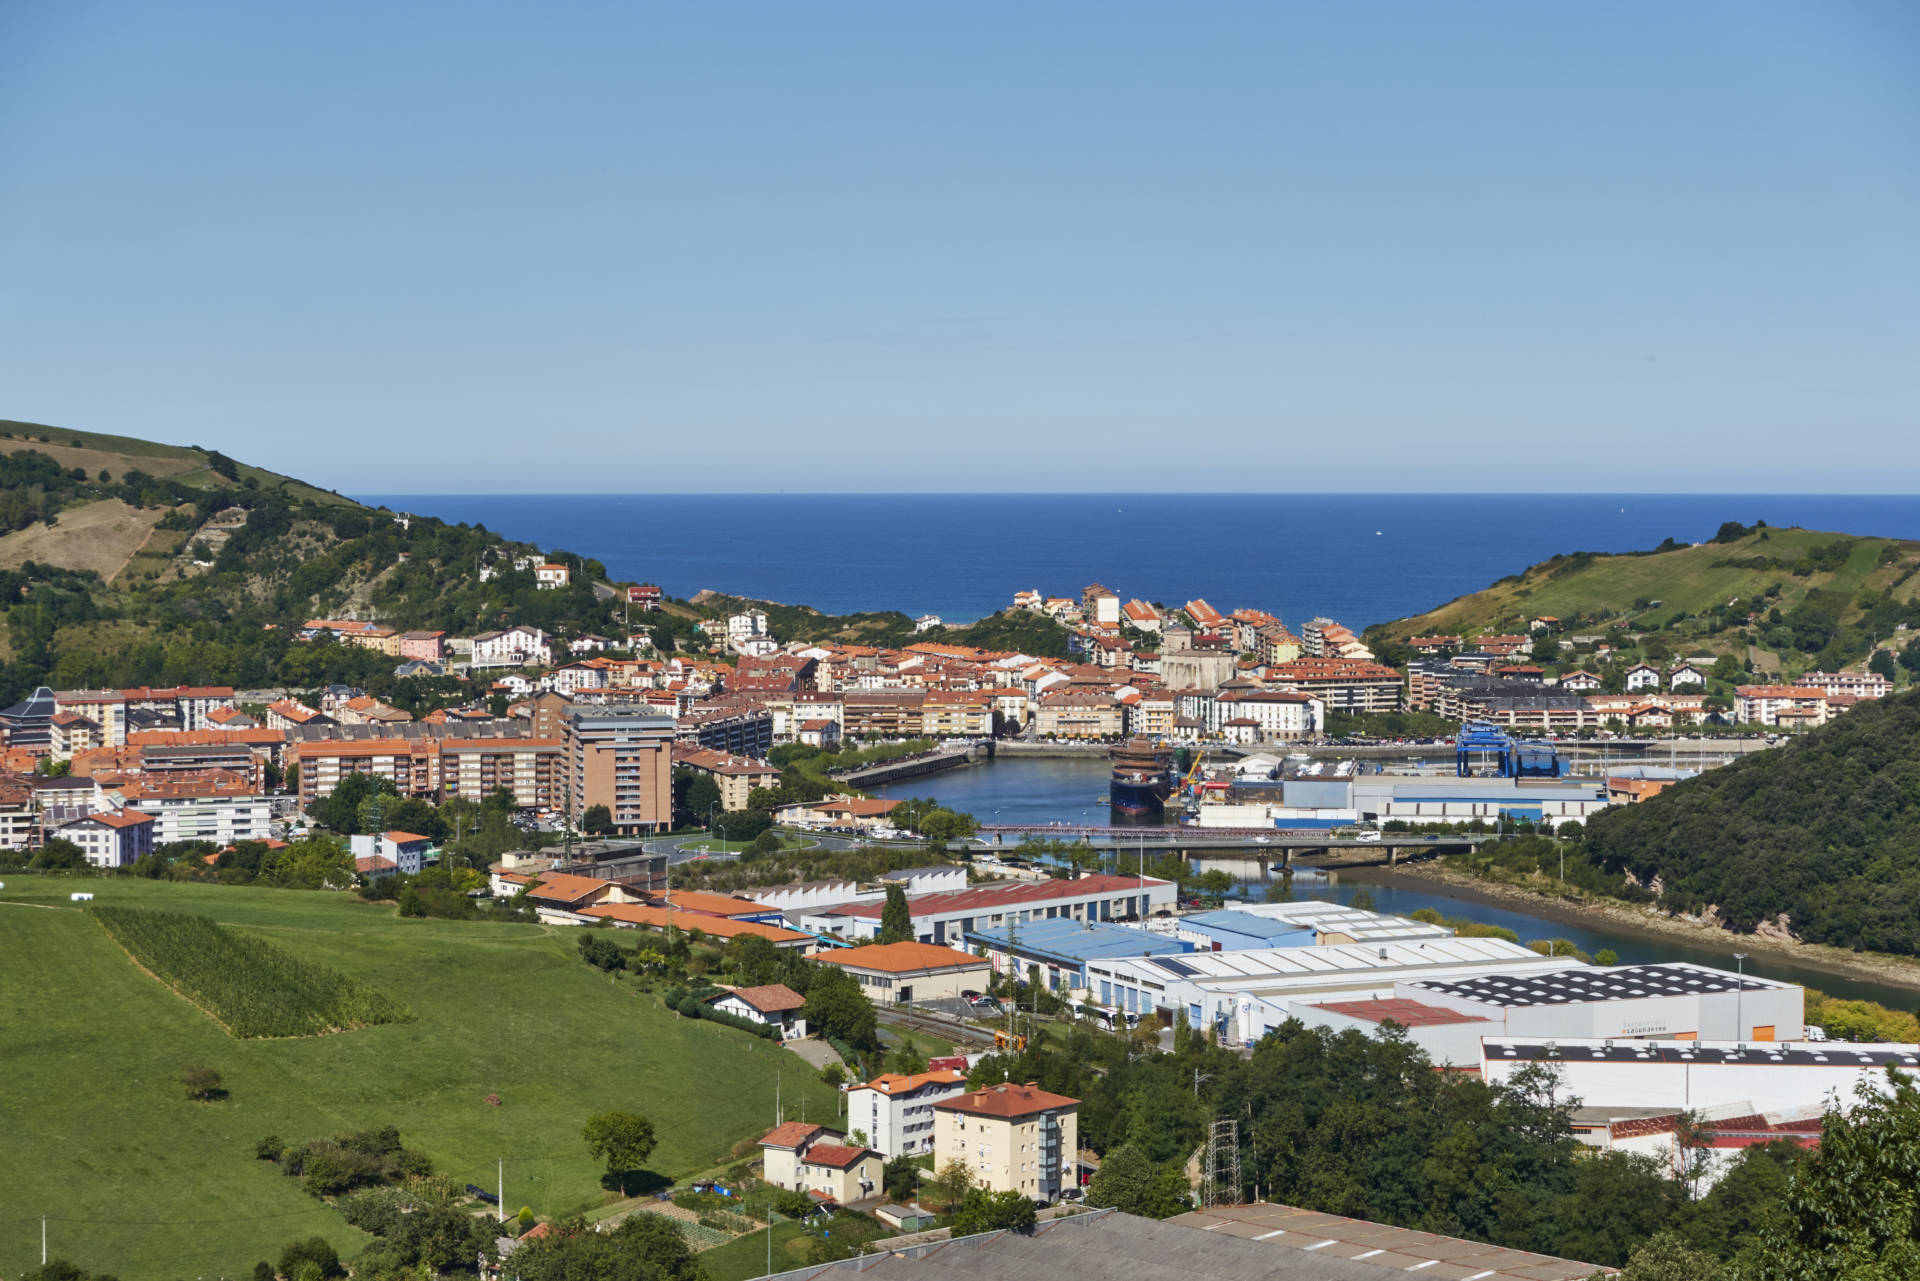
[1110,776,1171,818]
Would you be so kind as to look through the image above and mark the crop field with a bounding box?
[0,877,842,1279]
[92,906,408,1037]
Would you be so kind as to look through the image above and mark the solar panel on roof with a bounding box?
[1157,959,1197,978]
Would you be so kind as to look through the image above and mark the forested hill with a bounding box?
[0,422,621,706]
[1583,687,1920,955]
[1366,522,1920,681]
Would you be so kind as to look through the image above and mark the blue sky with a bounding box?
[2,2,1916,492]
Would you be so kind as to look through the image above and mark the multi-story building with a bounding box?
[293,739,427,812]
[627,584,663,610]
[1034,690,1122,739]
[676,705,774,757]
[1210,688,1320,740]
[1734,686,1831,727]
[671,745,781,811]
[933,1083,1079,1202]
[1793,669,1891,700]
[841,690,928,740]
[921,691,993,738]
[49,712,104,757]
[1081,584,1120,627]
[398,630,447,661]
[758,1123,882,1204]
[57,808,155,868]
[1121,600,1161,632]
[470,626,552,670]
[563,707,675,834]
[434,737,564,809]
[0,777,37,851]
[847,1069,968,1158]
[110,775,270,846]
[1267,658,1403,714]
[1124,690,1177,739]
[535,563,571,590]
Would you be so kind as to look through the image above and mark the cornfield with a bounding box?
[92,907,408,1038]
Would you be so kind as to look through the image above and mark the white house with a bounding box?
[569,635,611,655]
[57,808,155,869]
[543,663,609,695]
[535,563,571,590]
[705,983,807,1038]
[1558,671,1602,692]
[1624,664,1663,691]
[1669,664,1708,689]
[846,1068,968,1158]
[913,615,944,633]
[727,611,770,652]
[471,626,552,670]
[351,831,431,875]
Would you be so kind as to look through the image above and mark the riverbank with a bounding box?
[1364,859,1920,995]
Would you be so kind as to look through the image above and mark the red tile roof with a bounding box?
[717,983,806,1013]
[801,1143,871,1169]
[934,1082,1079,1119]
[828,873,1170,921]
[817,942,987,975]
[760,1121,823,1149]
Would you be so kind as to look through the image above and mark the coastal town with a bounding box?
[0,567,1900,862]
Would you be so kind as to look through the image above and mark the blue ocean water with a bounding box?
[356,493,1920,628]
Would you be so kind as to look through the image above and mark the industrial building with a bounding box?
[1189,769,1610,830]
[1172,900,1455,951]
[801,873,1179,945]
[966,917,1193,993]
[1482,1038,1916,1114]
[1404,962,1804,1044]
[1083,936,1571,1044]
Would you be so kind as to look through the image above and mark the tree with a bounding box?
[181,1064,223,1101]
[1349,887,1376,912]
[277,1237,343,1280]
[1742,1074,1920,1278]
[931,1157,975,1210]
[581,1110,658,1193]
[882,1153,920,1200]
[751,828,782,857]
[581,804,614,836]
[1615,1231,1723,1281]
[950,1187,1037,1235]
[877,883,915,944]
[1086,1142,1192,1218]
[1195,868,1234,903]
[28,838,84,870]
[802,963,878,1050]
[510,1213,703,1281]
[1869,648,1896,680]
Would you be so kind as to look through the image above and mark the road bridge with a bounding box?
[958,824,1490,869]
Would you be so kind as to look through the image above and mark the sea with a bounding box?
[355,493,1920,627]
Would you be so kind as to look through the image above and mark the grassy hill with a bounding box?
[0,877,838,1279]
[1369,523,1920,681]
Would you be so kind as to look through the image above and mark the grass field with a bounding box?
[698,1219,815,1281]
[0,877,840,1279]
[1380,526,1920,645]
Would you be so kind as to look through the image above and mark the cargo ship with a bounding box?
[1109,739,1174,820]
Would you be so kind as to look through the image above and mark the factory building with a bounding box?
[966,917,1193,994]
[1176,900,1457,950]
[1083,936,1573,1045]
[802,873,1179,945]
[1483,1038,1915,1115]
[1403,962,1804,1044]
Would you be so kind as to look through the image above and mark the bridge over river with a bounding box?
[958,824,1492,869]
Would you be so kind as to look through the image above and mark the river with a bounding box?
[872,757,1920,1011]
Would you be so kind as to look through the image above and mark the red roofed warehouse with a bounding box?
[815,941,992,1004]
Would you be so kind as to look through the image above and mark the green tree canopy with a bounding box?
[877,884,915,944]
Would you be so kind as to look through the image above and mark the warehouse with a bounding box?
[1403,962,1804,1043]
[1197,900,1456,947]
[815,940,992,1005]
[802,873,1178,944]
[1483,1037,1917,1114]
[1083,936,1571,1045]
[967,917,1192,993]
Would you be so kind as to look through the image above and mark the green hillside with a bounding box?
[0,419,633,710]
[0,877,837,1280]
[1574,687,1920,954]
[1369,523,1920,683]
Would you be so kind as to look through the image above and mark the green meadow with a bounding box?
[0,877,838,1279]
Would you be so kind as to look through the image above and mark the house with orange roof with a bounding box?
[349,830,433,875]
[758,1123,881,1204]
[535,563,571,590]
[847,1068,968,1158]
[706,983,808,1038]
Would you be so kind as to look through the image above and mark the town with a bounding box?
[4,561,1918,1281]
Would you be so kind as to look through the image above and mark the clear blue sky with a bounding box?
[3,2,1916,492]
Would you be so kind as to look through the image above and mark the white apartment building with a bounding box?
[470,626,552,670]
[111,780,270,847]
[57,808,156,868]
[846,1068,968,1158]
[1733,686,1830,727]
[1210,688,1322,740]
[1794,669,1891,700]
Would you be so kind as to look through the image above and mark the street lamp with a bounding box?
[1733,953,1748,1042]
